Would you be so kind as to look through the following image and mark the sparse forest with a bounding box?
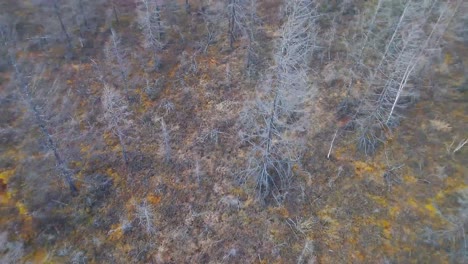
[0,0,467,263]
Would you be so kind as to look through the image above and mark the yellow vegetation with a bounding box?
[377,219,392,240]
[403,174,417,184]
[424,203,439,217]
[444,52,453,65]
[0,168,16,182]
[406,197,419,209]
[316,206,341,247]
[389,206,400,219]
[0,169,16,206]
[16,201,28,216]
[354,161,373,173]
[353,160,386,184]
[80,144,91,154]
[106,168,122,185]
[368,194,388,207]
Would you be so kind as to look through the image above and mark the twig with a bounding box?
[327,129,339,159]
[453,138,468,153]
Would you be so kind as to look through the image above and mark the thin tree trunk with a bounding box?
[386,5,446,124]
[228,1,235,49]
[185,0,191,14]
[374,1,410,76]
[10,55,78,195]
[258,91,279,196]
[117,129,129,165]
[160,118,171,163]
[357,0,383,60]
[54,1,73,51]
[110,29,129,97]
[156,6,162,41]
[78,0,89,29]
[112,0,120,25]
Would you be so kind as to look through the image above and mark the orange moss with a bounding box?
[268,206,290,218]
[23,248,49,263]
[168,64,179,79]
[134,86,153,113]
[108,223,124,241]
[147,194,162,205]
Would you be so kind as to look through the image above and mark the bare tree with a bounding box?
[10,54,78,195]
[134,199,156,234]
[109,0,120,25]
[244,0,260,77]
[198,8,222,53]
[53,0,73,52]
[68,0,106,49]
[241,0,317,201]
[225,0,260,76]
[139,0,164,70]
[353,0,461,154]
[227,0,247,49]
[185,0,191,14]
[105,28,130,96]
[356,0,384,62]
[77,0,89,29]
[102,85,132,165]
[73,0,105,33]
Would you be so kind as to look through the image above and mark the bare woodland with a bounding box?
[0,0,467,263]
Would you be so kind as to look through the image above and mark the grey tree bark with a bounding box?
[241,0,317,201]
[53,0,73,52]
[10,54,78,195]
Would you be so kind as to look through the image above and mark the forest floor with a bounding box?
[0,0,467,263]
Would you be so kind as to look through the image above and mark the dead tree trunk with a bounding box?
[53,0,73,52]
[228,0,236,49]
[10,54,78,195]
[110,0,120,25]
[110,28,129,97]
[241,0,317,201]
[117,129,129,165]
[102,85,132,167]
[185,0,191,14]
[78,0,89,29]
